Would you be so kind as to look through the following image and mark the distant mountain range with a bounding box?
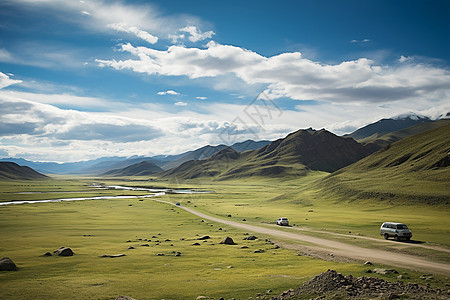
[161,128,373,179]
[0,139,270,175]
[345,114,433,141]
[0,162,49,180]
[1,113,448,178]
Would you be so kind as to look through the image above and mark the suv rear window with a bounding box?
[396,224,408,229]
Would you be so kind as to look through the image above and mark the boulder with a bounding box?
[198,235,210,240]
[373,268,398,275]
[243,235,257,240]
[192,242,201,246]
[220,237,236,245]
[54,247,74,256]
[115,296,136,300]
[0,257,17,271]
[43,252,52,257]
[100,254,126,258]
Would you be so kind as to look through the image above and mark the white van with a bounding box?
[276,217,289,226]
[380,222,412,241]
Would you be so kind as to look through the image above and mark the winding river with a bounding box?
[0,184,211,206]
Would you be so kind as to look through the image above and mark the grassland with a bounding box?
[0,174,449,299]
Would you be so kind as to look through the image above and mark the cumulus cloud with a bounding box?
[108,22,158,44]
[174,101,187,106]
[157,90,180,95]
[179,26,215,42]
[97,41,450,104]
[0,72,22,89]
[196,96,207,100]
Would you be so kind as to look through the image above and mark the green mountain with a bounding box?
[161,128,372,179]
[358,119,449,148]
[102,161,163,176]
[319,121,450,204]
[346,114,432,140]
[0,162,49,180]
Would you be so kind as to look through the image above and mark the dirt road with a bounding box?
[156,200,450,276]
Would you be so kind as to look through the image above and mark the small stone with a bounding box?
[220,237,236,245]
[254,249,265,253]
[365,269,372,273]
[0,257,17,271]
[140,244,149,247]
[198,235,210,240]
[54,247,74,256]
[242,219,246,221]
[192,242,201,246]
[227,214,232,217]
[175,252,181,257]
[128,246,135,249]
[241,246,249,249]
[364,261,373,265]
[157,253,164,256]
[43,252,52,257]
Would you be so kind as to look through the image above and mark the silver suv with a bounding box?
[380,222,412,241]
[276,217,289,226]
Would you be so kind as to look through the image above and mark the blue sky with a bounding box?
[0,0,449,162]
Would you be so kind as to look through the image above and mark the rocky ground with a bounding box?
[264,269,449,299]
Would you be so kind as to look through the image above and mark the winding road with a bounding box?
[156,199,450,276]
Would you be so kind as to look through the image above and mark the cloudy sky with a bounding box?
[0,0,449,162]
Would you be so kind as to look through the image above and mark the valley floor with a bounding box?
[0,175,449,299]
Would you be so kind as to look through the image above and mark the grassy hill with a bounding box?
[318,121,450,205]
[161,128,372,180]
[0,162,49,180]
[358,119,449,148]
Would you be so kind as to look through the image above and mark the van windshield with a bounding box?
[396,224,408,229]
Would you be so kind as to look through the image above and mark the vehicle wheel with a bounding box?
[406,237,411,241]
[394,235,399,241]
[384,233,389,240]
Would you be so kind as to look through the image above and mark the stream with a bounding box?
[0,184,211,206]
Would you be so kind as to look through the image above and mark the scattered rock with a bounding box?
[242,219,246,221]
[0,257,17,271]
[220,237,236,245]
[115,296,136,300]
[100,254,126,258]
[273,245,280,249]
[365,269,372,273]
[165,239,171,242]
[192,242,201,246]
[198,235,210,240]
[397,275,405,279]
[373,268,398,275]
[241,246,249,249]
[128,246,135,250]
[175,252,181,257]
[254,249,265,253]
[243,235,257,240]
[126,240,132,243]
[270,269,448,299]
[364,261,373,265]
[54,247,74,256]
[227,214,232,217]
[128,204,132,206]
[218,228,223,231]
[42,252,52,257]
[156,253,164,256]
[140,244,150,247]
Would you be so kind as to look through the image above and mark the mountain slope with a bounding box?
[162,128,372,179]
[347,114,432,141]
[161,140,270,170]
[102,161,163,176]
[319,121,450,204]
[358,119,449,148]
[0,162,49,180]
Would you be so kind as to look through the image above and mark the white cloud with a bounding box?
[174,101,187,106]
[0,72,22,89]
[97,41,450,104]
[196,96,207,100]
[399,55,413,63]
[351,38,371,43]
[179,26,215,42]
[108,22,158,44]
[157,90,180,95]
[0,49,13,62]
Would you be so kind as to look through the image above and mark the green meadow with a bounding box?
[0,175,449,299]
